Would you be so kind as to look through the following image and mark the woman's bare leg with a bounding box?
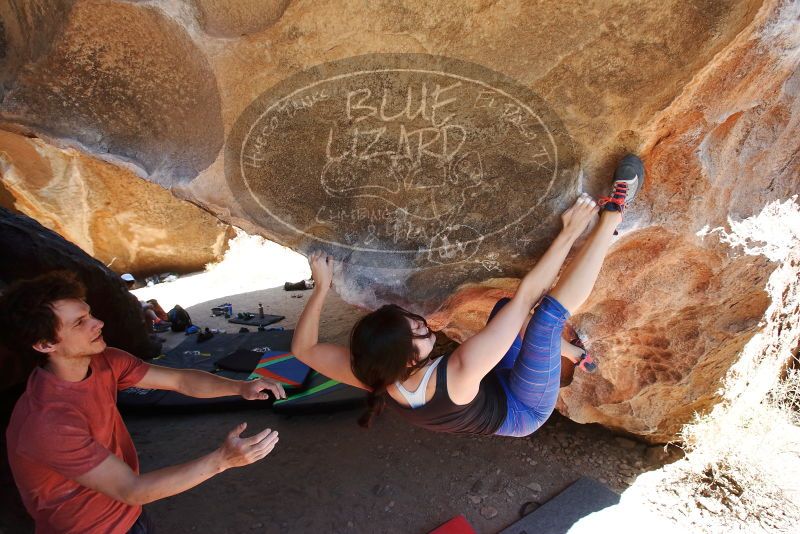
[516,209,620,359]
[560,338,584,363]
[549,210,622,314]
[550,153,644,314]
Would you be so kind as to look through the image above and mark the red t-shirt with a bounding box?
[6,348,149,534]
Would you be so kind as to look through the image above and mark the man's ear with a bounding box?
[32,340,57,354]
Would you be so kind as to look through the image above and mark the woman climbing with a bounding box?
[291,155,644,437]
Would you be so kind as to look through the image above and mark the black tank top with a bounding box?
[385,353,507,435]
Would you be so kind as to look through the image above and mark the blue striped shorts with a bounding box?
[489,295,570,437]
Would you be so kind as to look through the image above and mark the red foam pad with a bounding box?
[429,515,476,534]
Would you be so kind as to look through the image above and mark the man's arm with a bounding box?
[74,423,278,506]
[136,365,286,400]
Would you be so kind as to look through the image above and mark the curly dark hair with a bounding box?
[0,271,86,364]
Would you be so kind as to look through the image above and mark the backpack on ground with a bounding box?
[167,305,192,332]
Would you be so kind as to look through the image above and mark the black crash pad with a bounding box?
[227,314,284,327]
[118,330,294,410]
[272,371,366,414]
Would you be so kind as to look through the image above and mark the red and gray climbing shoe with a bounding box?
[572,336,597,373]
[598,154,645,214]
[576,348,598,374]
[564,324,598,375]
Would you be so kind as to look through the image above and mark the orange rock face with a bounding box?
[1,0,797,441]
[0,130,234,275]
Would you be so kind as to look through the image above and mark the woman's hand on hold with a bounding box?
[308,250,334,289]
[560,193,598,239]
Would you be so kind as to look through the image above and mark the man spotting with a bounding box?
[1,271,284,533]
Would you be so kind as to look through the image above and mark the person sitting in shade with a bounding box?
[121,273,170,332]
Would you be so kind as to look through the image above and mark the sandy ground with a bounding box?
[1,235,679,533]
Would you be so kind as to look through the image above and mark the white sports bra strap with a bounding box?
[394,356,443,409]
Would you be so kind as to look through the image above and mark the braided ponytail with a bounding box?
[358,387,387,428]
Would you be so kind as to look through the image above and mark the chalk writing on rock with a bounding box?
[226,54,578,268]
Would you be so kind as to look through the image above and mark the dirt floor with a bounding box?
[1,251,680,533]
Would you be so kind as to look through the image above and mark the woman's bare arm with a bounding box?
[291,253,368,389]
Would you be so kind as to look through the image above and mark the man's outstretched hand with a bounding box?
[217,422,280,470]
[240,378,286,400]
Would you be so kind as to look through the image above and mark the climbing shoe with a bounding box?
[599,154,645,214]
[564,324,598,374]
